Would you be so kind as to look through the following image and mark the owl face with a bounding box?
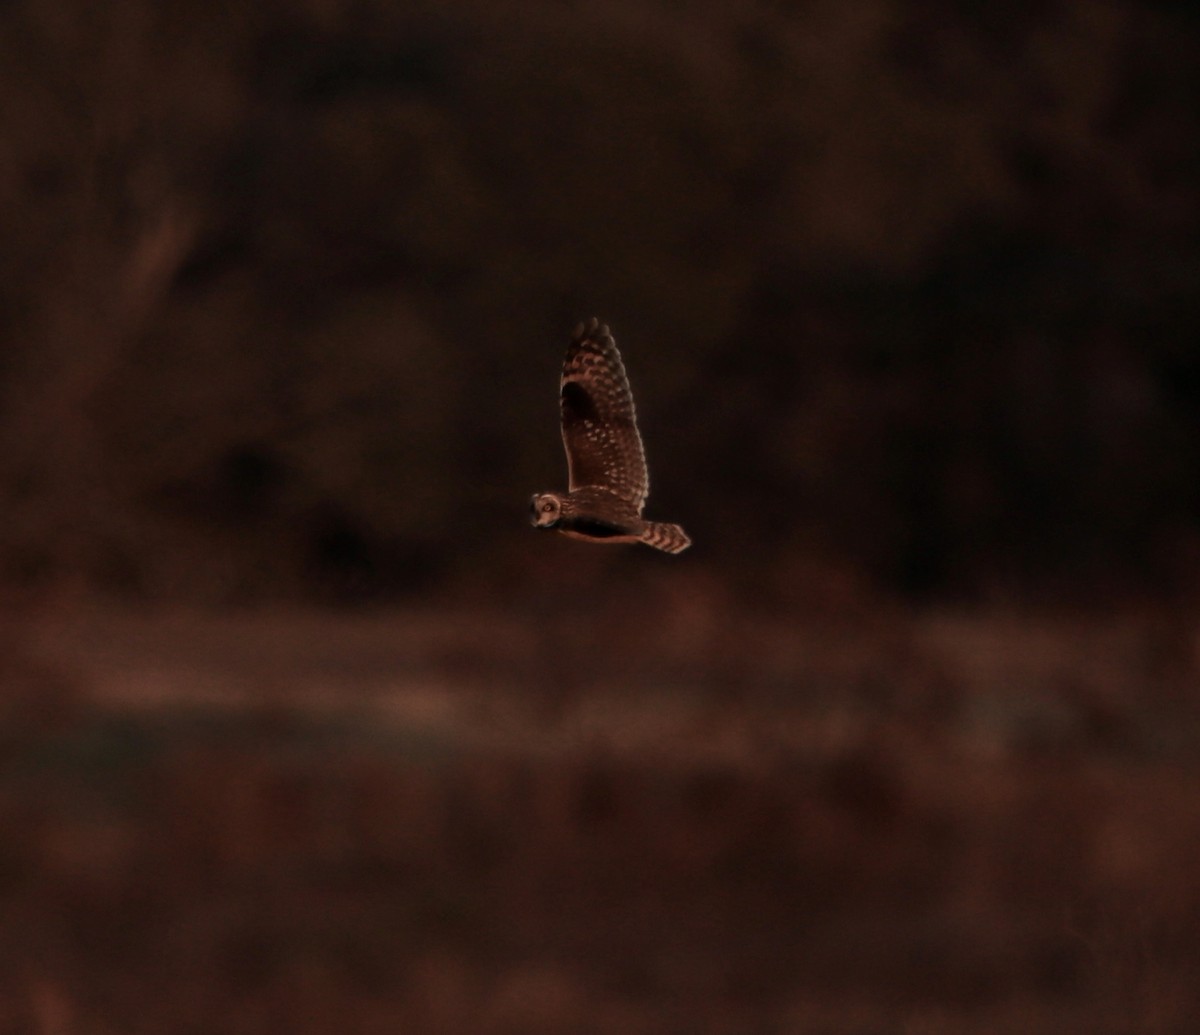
[530,493,563,528]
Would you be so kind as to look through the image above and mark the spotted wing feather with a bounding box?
[559,319,649,511]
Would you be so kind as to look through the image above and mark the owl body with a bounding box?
[530,319,690,555]
[530,487,643,544]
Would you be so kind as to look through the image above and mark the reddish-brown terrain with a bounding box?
[3,593,1198,1032]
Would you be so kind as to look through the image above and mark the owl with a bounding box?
[530,318,691,554]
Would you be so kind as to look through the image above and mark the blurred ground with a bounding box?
[2,593,1199,1033]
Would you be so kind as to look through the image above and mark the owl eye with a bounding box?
[542,502,554,512]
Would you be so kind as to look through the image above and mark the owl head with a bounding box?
[530,493,563,528]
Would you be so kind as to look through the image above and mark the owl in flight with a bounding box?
[530,318,691,554]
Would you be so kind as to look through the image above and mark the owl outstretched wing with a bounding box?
[559,318,650,512]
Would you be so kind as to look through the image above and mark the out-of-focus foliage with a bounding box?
[1,0,1196,602]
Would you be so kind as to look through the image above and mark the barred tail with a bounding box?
[640,521,692,555]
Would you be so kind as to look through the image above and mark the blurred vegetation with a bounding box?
[1,0,1197,603]
[5,603,1200,1034]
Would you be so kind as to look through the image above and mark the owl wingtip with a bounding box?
[571,316,610,342]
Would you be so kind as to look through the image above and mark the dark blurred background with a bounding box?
[2,1,1200,1032]
[2,0,1197,605]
